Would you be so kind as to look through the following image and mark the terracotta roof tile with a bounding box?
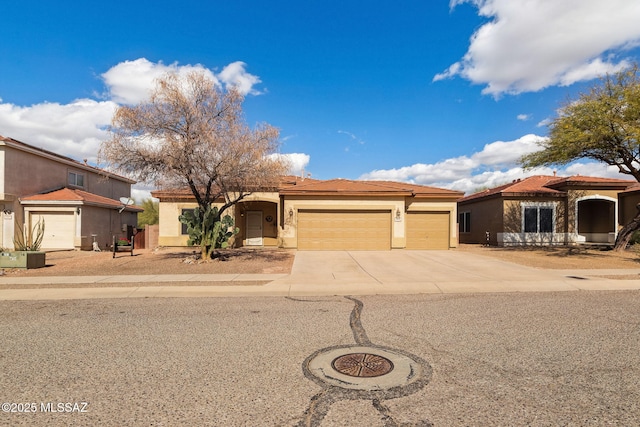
[279,178,463,198]
[459,175,564,203]
[21,188,143,212]
[152,177,462,199]
[459,174,637,203]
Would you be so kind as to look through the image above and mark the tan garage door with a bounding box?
[406,212,450,250]
[298,210,391,250]
[30,212,75,250]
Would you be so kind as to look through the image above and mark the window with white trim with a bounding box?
[522,204,554,233]
[68,171,85,188]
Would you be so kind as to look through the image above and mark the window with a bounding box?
[459,211,471,233]
[180,209,195,235]
[523,205,554,233]
[68,171,84,188]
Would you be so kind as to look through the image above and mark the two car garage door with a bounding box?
[297,209,450,250]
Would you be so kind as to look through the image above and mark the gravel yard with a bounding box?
[457,243,640,270]
[1,244,638,281]
[1,247,295,277]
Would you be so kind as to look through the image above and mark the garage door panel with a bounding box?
[30,212,75,250]
[406,212,450,250]
[298,210,391,250]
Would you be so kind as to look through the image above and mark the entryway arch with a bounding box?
[575,195,617,244]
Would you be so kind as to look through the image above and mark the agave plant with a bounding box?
[14,218,45,251]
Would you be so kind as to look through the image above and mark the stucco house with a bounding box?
[1,135,141,251]
[151,177,464,250]
[457,175,637,246]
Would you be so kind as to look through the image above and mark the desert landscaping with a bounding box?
[0,244,637,281]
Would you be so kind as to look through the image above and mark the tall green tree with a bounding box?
[101,71,288,260]
[137,199,159,228]
[521,64,640,250]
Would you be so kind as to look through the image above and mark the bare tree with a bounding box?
[100,70,288,259]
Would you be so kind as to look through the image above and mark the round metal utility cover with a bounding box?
[305,345,425,391]
[331,353,394,377]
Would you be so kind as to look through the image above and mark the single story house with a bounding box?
[151,177,464,250]
[1,135,142,251]
[457,175,637,246]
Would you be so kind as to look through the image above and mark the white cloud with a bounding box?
[101,58,221,104]
[101,58,263,105]
[517,114,530,121]
[218,61,263,96]
[437,0,640,96]
[269,153,311,177]
[0,99,117,163]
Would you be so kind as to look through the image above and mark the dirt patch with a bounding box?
[456,244,640,270]
[0,247,295,277]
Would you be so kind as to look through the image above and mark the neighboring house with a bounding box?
[0,135,141,251]
[619,184,640,228]
[151,177,464,250]
[457,175,636,246]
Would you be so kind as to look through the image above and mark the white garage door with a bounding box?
[297,210,391,250]
[30,212,75,250]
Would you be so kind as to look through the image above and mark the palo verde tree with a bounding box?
[100,70,288,259]
[521,64,640,250]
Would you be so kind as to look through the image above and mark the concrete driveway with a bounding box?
[271,250,640,295]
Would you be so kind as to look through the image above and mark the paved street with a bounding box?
[1,291,639,426]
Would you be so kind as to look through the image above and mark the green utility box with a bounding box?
[0,251,46,269]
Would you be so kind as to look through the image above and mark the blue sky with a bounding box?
[2,0,640,199]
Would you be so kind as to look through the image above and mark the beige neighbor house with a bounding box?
[0,135,141,251]
[457,175,637,246]
[151,177,464,250]
[619,184,640,229]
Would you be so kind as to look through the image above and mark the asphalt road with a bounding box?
[1,291,639,426]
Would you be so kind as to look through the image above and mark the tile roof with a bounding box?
[152,177,462,199]
[151,176,321,200]
[545,175,636,188]
[459,175,637,203]
[278,178,463,198]
[20,188,143,212]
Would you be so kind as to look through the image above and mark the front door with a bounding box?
[246,211,263,246]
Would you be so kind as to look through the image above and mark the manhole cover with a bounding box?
[332,353,394,377]
[304,345,430,391]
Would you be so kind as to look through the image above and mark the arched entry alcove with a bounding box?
[575,196,617,244]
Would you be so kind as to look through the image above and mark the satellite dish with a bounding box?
[118,197,134,213]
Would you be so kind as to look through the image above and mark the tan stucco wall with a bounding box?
[157,192,460,250]
[1,144,135,250]
[79,205,138,251]
[2,145,131,200]
[458,197,504,245]
[459,189,629,246]
[158,201,200,247]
